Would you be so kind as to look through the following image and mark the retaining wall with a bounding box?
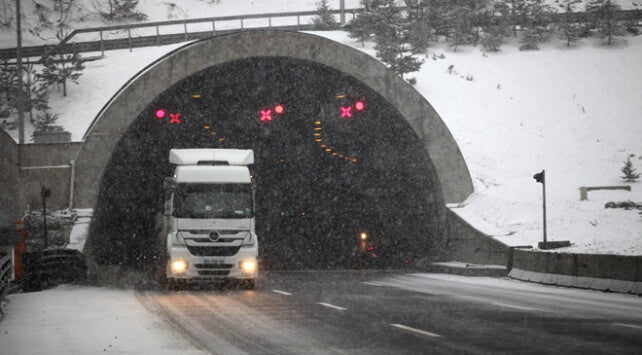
[443,209,510,266]
[18,142,82,211]
[0,131,22,220]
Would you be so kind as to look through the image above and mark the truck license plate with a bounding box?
[203,258,223,265]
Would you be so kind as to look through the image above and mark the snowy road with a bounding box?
[138,271,642,354]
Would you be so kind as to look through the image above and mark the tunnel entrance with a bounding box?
[87,57,446,271]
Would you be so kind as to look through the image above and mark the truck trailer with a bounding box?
[158,149,258,289]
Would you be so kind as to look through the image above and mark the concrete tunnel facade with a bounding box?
[73,30,473,210]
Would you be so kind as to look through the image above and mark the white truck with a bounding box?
[158,149,258,289]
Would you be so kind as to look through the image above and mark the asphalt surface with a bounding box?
[137,270,642,354]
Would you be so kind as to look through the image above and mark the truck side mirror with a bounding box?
[163,177,175,216]
[163,177,176,191]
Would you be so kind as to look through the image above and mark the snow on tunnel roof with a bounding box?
[174,165,251,183]
[169,149,254,166]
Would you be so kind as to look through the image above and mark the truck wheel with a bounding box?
[240,279,255,289]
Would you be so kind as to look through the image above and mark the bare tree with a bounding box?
[0,0,14,28]
[53,0,75,39]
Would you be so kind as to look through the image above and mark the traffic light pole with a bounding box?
[541,174,547,244]
[41,186,51,249]
[533,169,547,244]
[16,0,25,144]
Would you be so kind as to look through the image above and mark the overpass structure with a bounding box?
[1,30,508,268]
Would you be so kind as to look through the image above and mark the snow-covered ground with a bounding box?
[0,284,207,354]
[0,0,641,256]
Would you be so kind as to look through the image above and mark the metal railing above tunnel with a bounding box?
[0,8,363,61]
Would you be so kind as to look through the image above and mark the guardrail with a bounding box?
[22,249,86,292]
[0,252,12,311]
[579,185,631,200]
[0,8,363,61]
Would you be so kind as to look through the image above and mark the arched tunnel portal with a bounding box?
[75,31,474,271]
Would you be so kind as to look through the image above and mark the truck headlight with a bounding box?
[240,260,256,273]
[171,259,188,273]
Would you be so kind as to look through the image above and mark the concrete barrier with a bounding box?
[545,252,576,275]
[509,268,641,293]
[576,254,640,280]
[510,249,642,294]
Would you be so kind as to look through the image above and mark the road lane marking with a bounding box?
[391,323,442,338]
[272,289,292,296]
[492,302,538,311]
[613,323,642,330]
[317,302,347,311]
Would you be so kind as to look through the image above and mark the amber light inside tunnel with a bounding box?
[86,57,446,272]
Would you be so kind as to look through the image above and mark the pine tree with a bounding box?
[446,2,475,52]
[518,0,555,50]
[480,25,507,52]
[495,0,529,38]
[492,0,513,37]
[557,0,582,47]
[347,12,374,46]
[346,1,383,46]
[372,1,423,79]
[312,0,338,30]
[621,156,641,182]
[97,0,147,21]
[0,65,15,103]
[406,15,432,54]
[21,63,51,125]
[586,0,622,45]
[480,0,512,51]
[519,27,542,50]
[41,52,85,97]
[403,0,448,54]
[32,111,62,137]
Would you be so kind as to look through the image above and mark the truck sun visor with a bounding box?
[169,149,254,166]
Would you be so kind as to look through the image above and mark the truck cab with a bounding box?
[159,149,258,289]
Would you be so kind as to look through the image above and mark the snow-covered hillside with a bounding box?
[0,0,640,255]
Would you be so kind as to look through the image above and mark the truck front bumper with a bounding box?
[166,246,258,281]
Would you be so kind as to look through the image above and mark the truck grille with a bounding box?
[194,263,234,269]
[193,263,233,277]
[196,270,231,276]
[186,245,241,256]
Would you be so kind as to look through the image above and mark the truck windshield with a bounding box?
[173,183,254,219]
